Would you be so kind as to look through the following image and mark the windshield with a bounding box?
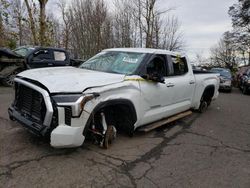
[211,68,232,78]
[220,71,231,78]
[79,51,146,74]
[13,47,34,57]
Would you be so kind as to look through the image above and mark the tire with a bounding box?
[2,70,19,87]
[198,100,208,113]
[9,115,15,121]
[242,86,248,95]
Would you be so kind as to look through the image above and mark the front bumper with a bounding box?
[9,78,88,148]
[51,126,85,148]
[219,85,232,91]
[9,105,86,148]
[8,106,50,136]
[219,81,232,91]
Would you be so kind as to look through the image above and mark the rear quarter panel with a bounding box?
[192,73,219,109]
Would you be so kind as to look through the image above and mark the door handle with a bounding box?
[166,83,175,87]
[48,63,53,66]
[189,80,195,84]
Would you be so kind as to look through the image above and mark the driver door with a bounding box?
[139,55,176,125]
[28,49,54,68]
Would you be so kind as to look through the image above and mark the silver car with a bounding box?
[211,68,232,92]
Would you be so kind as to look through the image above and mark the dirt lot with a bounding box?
[0,87,250,188]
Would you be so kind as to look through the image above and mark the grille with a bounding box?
[15,84,46,124]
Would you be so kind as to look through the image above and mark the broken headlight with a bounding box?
[52,94,98,117]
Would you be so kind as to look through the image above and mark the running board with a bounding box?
[138,110,192,132]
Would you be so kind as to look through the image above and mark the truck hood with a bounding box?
[18,67,125,93]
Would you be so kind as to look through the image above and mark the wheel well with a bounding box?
[202,86,215,103]
[84,100,137,136]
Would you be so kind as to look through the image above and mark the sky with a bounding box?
[158,0,237,59]
[48,0,237,60]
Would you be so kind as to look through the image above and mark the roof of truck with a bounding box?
[104,48,184,57]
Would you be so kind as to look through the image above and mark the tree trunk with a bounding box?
[248,51,250,65]
[24,0,38,45]
[18,16,23,46]
[38,0,48,46]
[0,15,5,47]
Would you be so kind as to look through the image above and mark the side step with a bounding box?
[138,110,192,132]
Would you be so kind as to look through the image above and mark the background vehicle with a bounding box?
[210,68,232,92]
[238,67,250,94]
[8,48,219,148]
[0,46,83,86]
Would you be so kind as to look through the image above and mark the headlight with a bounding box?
[52,93,99,117]
[52,94,83,103]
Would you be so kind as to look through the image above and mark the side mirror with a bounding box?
[141,73,165,84]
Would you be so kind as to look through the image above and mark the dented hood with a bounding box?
[0,48,23,59]
[18,67,125,93]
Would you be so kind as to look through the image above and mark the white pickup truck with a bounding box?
[8,48,219,148]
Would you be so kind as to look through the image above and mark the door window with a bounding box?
[146,56,167,77]
[32,50,53,61]
[54,51,66,61]
[171,56,188,76]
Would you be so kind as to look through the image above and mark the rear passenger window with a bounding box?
[54,51,66,61]
[171,56,188,76]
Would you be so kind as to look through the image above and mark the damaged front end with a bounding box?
[8,77,113,148]
[0,48,25,86]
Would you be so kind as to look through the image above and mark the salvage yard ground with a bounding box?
[0,87,250,188]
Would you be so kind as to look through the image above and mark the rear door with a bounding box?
[166,55,195,112]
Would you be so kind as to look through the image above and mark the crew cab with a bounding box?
[8,48,219,148]
[0,46,82,86]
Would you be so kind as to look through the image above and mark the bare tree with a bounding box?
[114,0,184,50]
[57,0,71,50]
[38,0,48,46]
[210,32,238,70]
[113,0,134,47]
[24,0,38,45]
[11,0,26,46]
[160,15,184,51]
[0,14,5,47]
[67,0,113,58]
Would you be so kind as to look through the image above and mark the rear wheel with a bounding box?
[199,100,208,113]
[242,86,248,95]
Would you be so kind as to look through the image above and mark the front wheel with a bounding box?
[103,125,117,149]
[2,70,19,87]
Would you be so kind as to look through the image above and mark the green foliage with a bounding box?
[6,38,17,49]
